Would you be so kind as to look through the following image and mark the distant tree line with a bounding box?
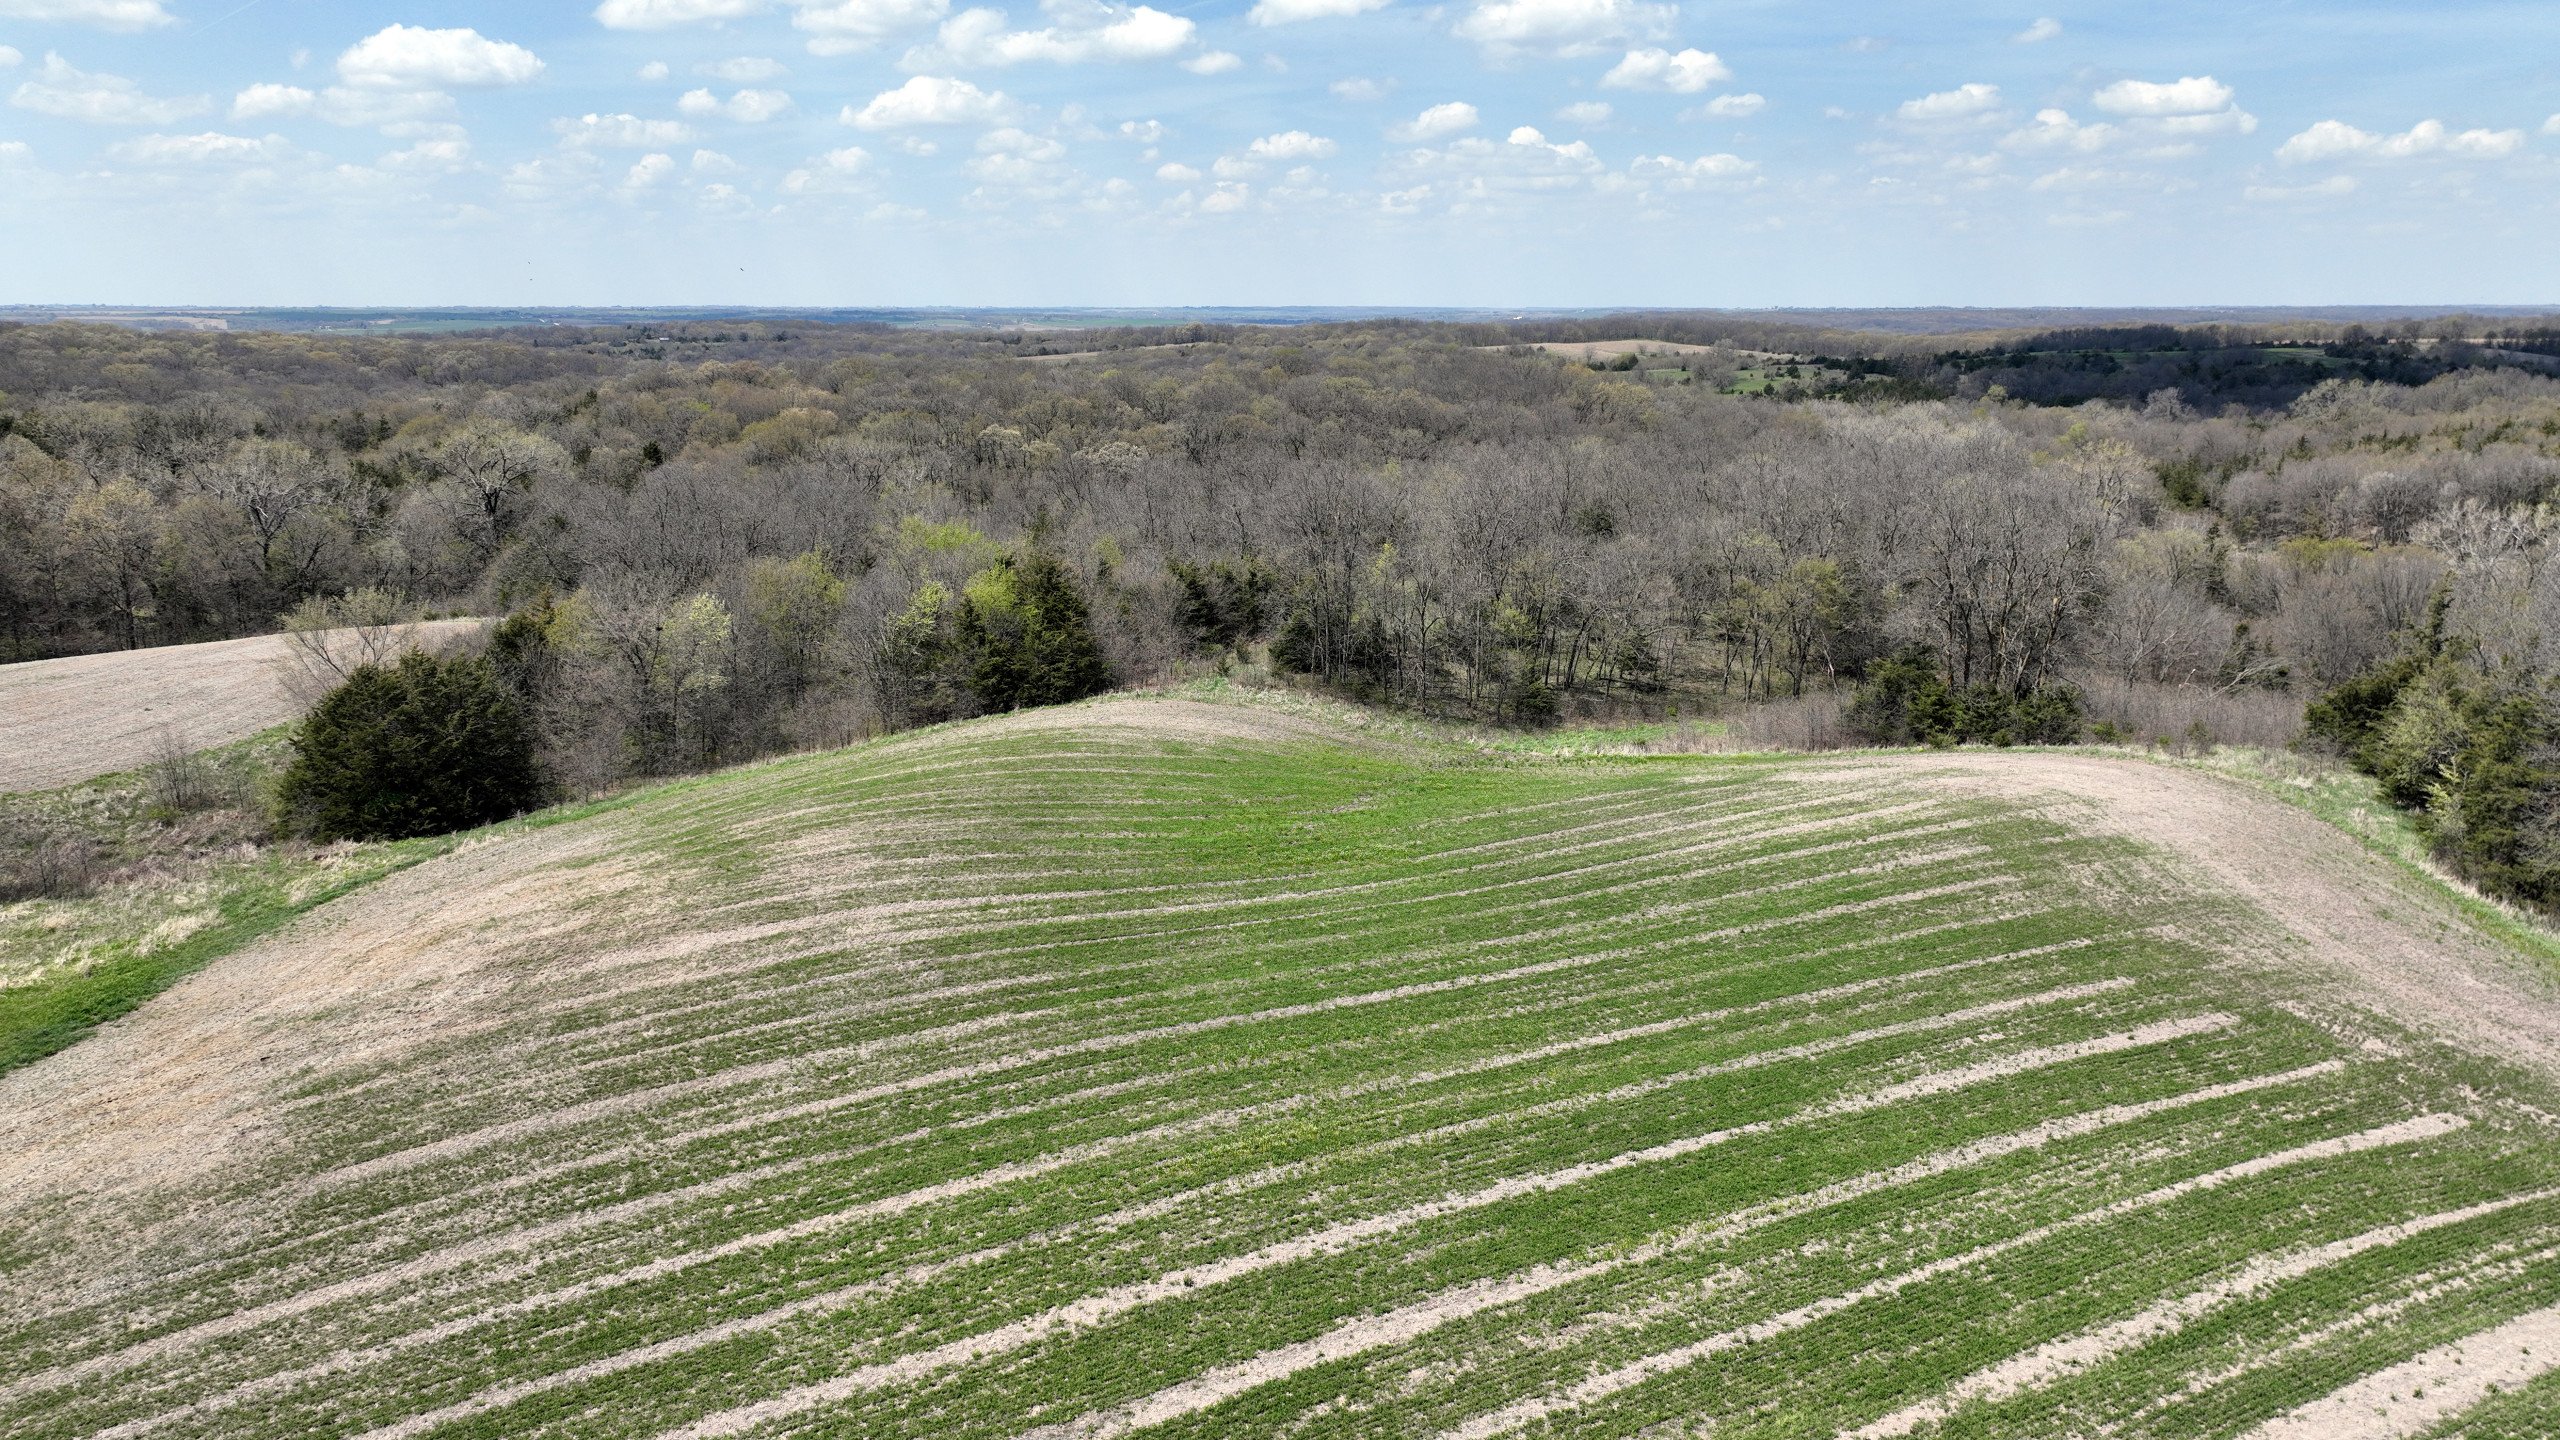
[4,316,2559,825]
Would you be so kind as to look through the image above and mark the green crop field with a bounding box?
[5,696,2560,1440]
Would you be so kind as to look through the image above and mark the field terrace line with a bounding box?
[121,1016,2276,1440]
[272,785,1904,1120]
[27,941,2123,1421]
[625,1021,2288,1440]
[1017,1103,2496,1440]
[2235,1297,2560,1437]
[47,880,2078,1363]
[520,809,1990,1092]
[294,857,2015,1194]
[2107,1232,2560,1434]
[560,784,1913,1020]
[42,900,2092,1390]
[1437,1114,2474,1440]
[1848,1187,2560,1438]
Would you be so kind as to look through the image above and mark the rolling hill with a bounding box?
[5,695,2560,1439]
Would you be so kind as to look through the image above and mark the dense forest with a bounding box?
[7,314,2560,903]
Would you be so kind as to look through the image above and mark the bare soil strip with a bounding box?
[650,1027,2275,1440]
[1440,1115,2470,1440]
[0,620,484,792]
[269,987,2186,1440]
[1847,754,2560,1082]
[1849,1188,2560,1438]
[1008,1043,2305,1440]
[0,936,2104,1416]
[11,705,2556,1440]
[0,821,634,1205]
[2239,1297,2560,1438]
[302,861,2005,1195]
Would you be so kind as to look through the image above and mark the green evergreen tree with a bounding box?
[277,650,544,841]
[957,550,1111,712]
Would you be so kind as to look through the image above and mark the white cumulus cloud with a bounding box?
[381,136,471,170]
[795,0,950,53]
[2003,107,2116,153]
[638,61,672,80]
[1627,150,1754,185]
[2012,16,2060,43]
[0,46,20,68]
[1248,129,1336,160]
[1182,50,1242,73]
[701,56,788,81]
[338,26,544,91]
[783,144,875,192]
[1453,0,1673,57]
[2245,174,2359,202]
[2278,117,2526,163]
[1155,161,1199,180]
[232,83,315,120]
[1556,100,1610,125]
[1897,82,2001,122]
[595,0,769,27]
[10,54,204,125]
[1686,92,1763,119]
[914,4,1198,66]
[1249,0,1387,23]
[679,87,794,121]
[108,130,290,164]
[1601,46,1727,93]
[1390,101,1478,141]
[0,0,171,30]
[2091,76,2230,117]
[555,112,698,147]
[624,152,677,188]
[978,125,1063,158]
[844,74,1012,128]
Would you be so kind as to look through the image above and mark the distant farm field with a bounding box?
[0,621,485,793]
[1494,338,1724,361]
[6,697,2560,1439]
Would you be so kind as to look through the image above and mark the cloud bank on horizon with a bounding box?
[0,0,2553,305]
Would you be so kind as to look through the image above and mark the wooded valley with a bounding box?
[7,313,2560,903]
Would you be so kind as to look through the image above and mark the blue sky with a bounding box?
[0,0,2554,306]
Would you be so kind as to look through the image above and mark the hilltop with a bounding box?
[6,695,2560,1438]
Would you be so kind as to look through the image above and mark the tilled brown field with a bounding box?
[0,622,485,791]
[5,697,2560,1440]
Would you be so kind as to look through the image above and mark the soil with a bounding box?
[1817,753,2560,1084]
[0,621,486,793]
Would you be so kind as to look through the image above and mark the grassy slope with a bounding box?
[5,695,2560,1440]
[0,729,650,1076]
[0,733,446,1073]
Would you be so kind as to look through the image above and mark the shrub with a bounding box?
[0,817,99,902]
[277,651,543,841]
[2077,674,2305,752]
[1846,646,2082,747]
